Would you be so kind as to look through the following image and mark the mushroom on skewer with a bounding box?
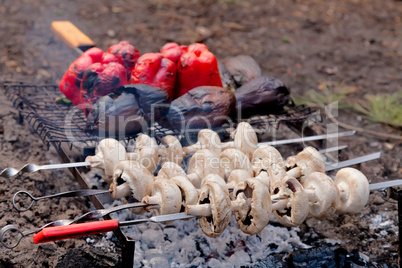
[220,148,253,181]
[109,160,154,214]
[334,168,370,214]
[126,134,159,174]
[302,172,340,219]
[285,146,325,185]
[182,122,258,159]
[186,149,224,188]
[270,177,309,227]
[142,179,182,224]
[226,169,251,191]
[187,175,272,236]
[186,174,232,237]
[232,178,272,235]
[156,162,186,180]
[85,138,127,184]
[251,145,286,191]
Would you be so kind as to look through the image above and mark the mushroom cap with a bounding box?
[220,148,253,181]
[157,162,186,180]
[110,160,154,214]
[161,135,183,165]
[273,177,309,227]
[183,129,222,156]
[286,146,325,183]
[171,175,198,210]
[334,168,369,214]
[252,145,285,176]
[198,174,231,237]
[227,169,251,189]
[144,178,182,221]
[134,134,159,174]
[232,122,258,159]
[188,149,224,182]
[111,160,154,200]
[85,138,127,184]
[267,164,287,193]
[233,178,272,235]
[303,172,340,219]
[197,129,222,156]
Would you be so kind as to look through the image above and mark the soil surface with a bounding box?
[0,0,401,267]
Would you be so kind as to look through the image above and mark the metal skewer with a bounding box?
[32,213,194,244]
[0,161,99,178]
[0,202,157,249]
[12,189,111,212]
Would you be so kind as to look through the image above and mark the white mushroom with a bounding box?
[109,160,154,214]
[226,169,251,190]
[187,149,224,188]
[186,174,231,237]
[232,178,272,235]
[223,122,258,159]
[127,134,159,174]
[85,138,127,184]
[220,148,253,181]
[142,178,182,224]
[183,129,222,157]
[271,177,309,227]
[252,145,285,176]
[334,168,370,214]
[285,146,325,185]
[302,172,340,219]
[170,175,198,213]
[159,135,183,165]
[156,162,186,180]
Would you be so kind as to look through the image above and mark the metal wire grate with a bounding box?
[3,81,315,149]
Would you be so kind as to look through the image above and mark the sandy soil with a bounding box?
[0,0,401,267]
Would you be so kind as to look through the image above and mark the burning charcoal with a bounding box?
[85,84,170,137]
[235,76,291,118]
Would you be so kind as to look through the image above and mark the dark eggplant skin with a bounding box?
[86,84,170,137]
[235,76,291,118]
[160,86,236,130]
[222,55,262,88]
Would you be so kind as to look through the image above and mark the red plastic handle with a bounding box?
[33,219,119,244]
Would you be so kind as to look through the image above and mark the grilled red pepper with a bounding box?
[81,62,128,107]
[59,47,104,105]
[130,53,176,99]
[177,43,222,98]
[160,42,187,64]
[107,41,140,80]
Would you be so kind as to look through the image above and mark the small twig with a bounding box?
[326,108,402,142]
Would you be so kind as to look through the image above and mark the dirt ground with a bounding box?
[0,0,401,267]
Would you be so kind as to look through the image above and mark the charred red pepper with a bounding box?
[107,41,140,80]
[160,42,187,64]
[130,53,176,99]
[59,47,104,105]
[177,43,222,98]
[80,62,128,108]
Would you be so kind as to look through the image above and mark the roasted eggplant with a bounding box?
[86,84,170,137]
[222,55,262,87]
[160,86,236,130]
[235,76,291,118]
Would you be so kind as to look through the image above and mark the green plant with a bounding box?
[349,92,402,129]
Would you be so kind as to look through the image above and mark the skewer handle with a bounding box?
[51,21,95,54]
[33,220,119,244]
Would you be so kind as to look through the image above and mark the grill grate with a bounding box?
[3,81,315,149]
